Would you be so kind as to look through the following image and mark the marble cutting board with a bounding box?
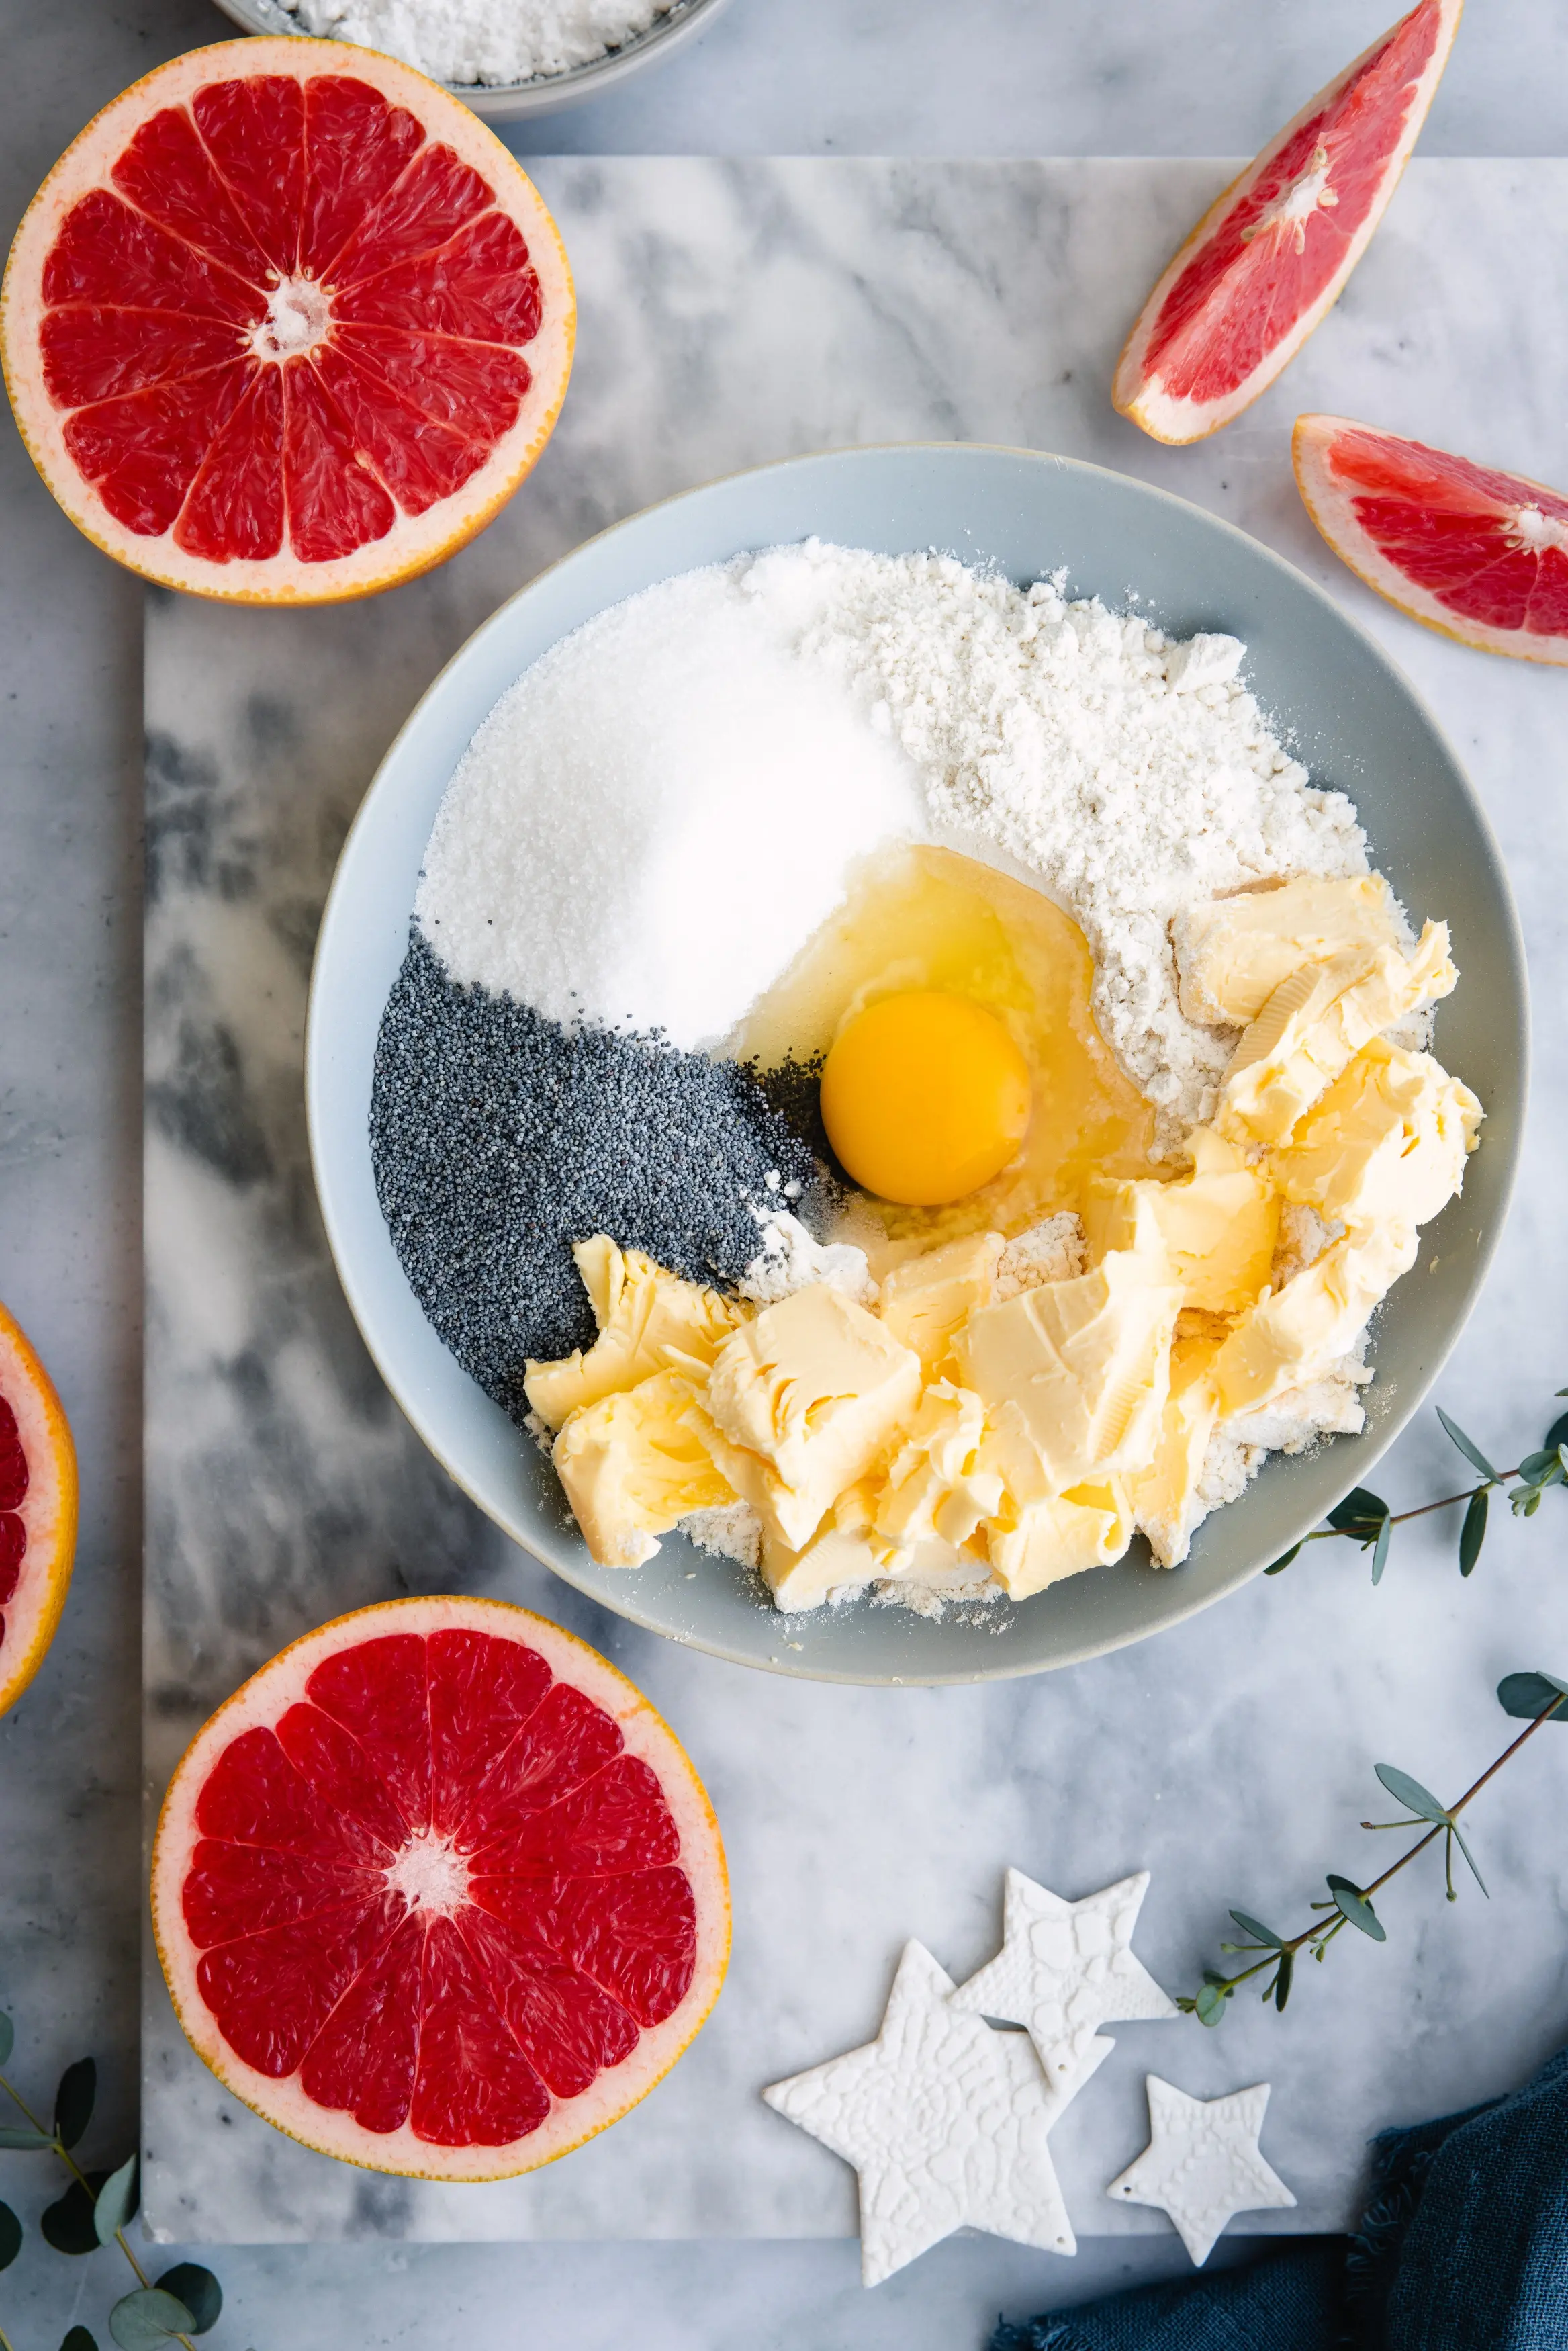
[144,157,1568,2246]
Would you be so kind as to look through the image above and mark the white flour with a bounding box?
[741,542,1370,1134]
[283,0,673,88]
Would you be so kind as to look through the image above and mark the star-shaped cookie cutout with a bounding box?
[950,1868,1177,2079]
[1106,2076,1296,2264]
[763,1940,1106,2285]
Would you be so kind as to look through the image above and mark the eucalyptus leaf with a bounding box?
[0,2197,21,2272]
[1436,1409,1498,1482]
[1194,1981,1228,2027]
[1228,1910,1283,1949]
[95,2154,138,2246]
[1273,1951,1294,2012]
[1371,1515,1392,1585]
[1459,1487,1488,1577]
[54,2057,95,2151]
[61,2331,100,2351]
[1547,1412,1568,1453]
[108,2288,195,2351]
[1264,1544,1302,1576]
[156,2264,222,2334]
[1449,1821,1489,1897]
[1497,1671,1568,1722]
[1374,1763,1450,1825]
[1328,1487,1388,1536]
[0,2010,13,2067]
[1515,1449,1562,1487]
[0,2126,54,2149]
[1326,1874,1387,1941]
[41,2172,109,2256]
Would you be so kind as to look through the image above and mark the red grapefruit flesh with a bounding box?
[152,1597,729,2179]
[1295,413,1568,664]
[1113,0,1461,444]
[1,42,573,602]
[0,1300,78,1717]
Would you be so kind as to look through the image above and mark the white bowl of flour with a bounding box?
[206,0,731,116]
[308,444,1527,1684]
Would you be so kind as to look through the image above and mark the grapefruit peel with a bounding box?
[1113,0,1461,445]
[1,42,575,603]
[0,1300,78,1717]
[151,1595,729,2181]
[1294,413,1568,665]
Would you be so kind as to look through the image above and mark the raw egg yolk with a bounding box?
[819,990,1032,1206]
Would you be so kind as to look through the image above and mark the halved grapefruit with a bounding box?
[152,1597,729,2179]
[0,1300,78,1716]
[1295,413,1568,664]
[1,42,573,602]
[1113,0,1461,444]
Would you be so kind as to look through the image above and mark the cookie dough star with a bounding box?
[1107,2076,1296,2264]
[950,1868,1177,2079]
[763,1940,1104,2285]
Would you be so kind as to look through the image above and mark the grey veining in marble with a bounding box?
[140,157,1568,2252]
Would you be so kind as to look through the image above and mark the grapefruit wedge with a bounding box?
[1295,414,1568,664]
[152,1597,729,2179]
[1,42,573,602]
[1113,0,1460,444]
[0,1300,78,1716]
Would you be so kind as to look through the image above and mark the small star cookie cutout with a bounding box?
[1107,2076,1296,2264]
[950,1868,1177,2079]
[763,1940,1109,2285]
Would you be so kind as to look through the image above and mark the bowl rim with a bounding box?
[306,440,1529,1683]
[202,0,731,117]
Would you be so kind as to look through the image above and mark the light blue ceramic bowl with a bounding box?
[306,444,1527,1685]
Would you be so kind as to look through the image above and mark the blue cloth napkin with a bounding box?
[993,2045,1568,2351]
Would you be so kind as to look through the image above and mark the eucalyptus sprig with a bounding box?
[0,2014,232,2351]
[1179,1671,1568,2025]
[1266,1386,1568,1583]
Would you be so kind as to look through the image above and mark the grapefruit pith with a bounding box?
[1113,0,1461,445]
[0,1300,78,1716]
[1294,413,1568,664]
[1,42,573,603]
[152,1596,729,2180]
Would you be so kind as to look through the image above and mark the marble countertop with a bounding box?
[6,0,1568,2341]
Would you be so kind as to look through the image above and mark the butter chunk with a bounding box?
[1082,1128,1278,1315]
[703,1284,922,1552]
[987,1483,1132,1598]
[956,1243,1181,1490]
[1216,922,1457,1148]
[874,1382,1005,1553]
[761,1497,888,1613]
[525,1237,743,1431]
[976,1406,1134,1596]
[878,1233,1003,1372]
[1269,1038,1482,1229]
[1130,1335,1224,1569]
[1173,875,1404,1027]
[553,1370,735,1569]
[1213,1221,1418,1417]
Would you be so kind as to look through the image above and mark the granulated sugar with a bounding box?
[281,0,673,89]
[416,566,923,1051]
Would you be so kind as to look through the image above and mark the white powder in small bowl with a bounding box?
[281,0,676,90]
